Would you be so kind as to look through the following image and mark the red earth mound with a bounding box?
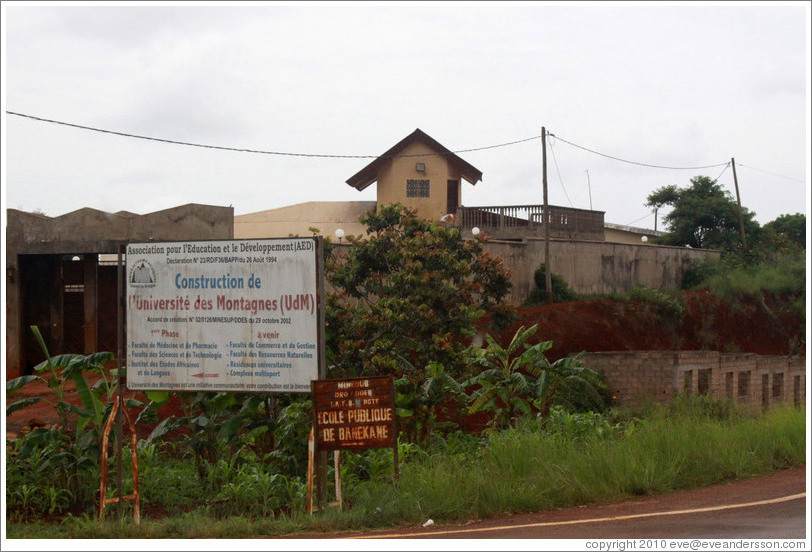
[6,292,803,438]
[481,291,802,360]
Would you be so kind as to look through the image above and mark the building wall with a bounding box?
[483,238,719,304]
[581,351,806,409]
[234,201,376,240]
[376,140,460,221]
[5,204,234,380]
[604,224,665,245]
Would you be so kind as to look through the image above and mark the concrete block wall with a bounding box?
[581,351,806,409]
[481,238,720,305]
[581,351,677,406]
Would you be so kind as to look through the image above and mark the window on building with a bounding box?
[697,369,712,395]
[725,372,734,399]
[738,371,750,397]
[683,370,693,394]
[793,376,801,406]
[772,373,784,398]
[406,179,430,198]
[761,374,770,407]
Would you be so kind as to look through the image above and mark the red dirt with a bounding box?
[5,292,803,438]
[482,291,803,360]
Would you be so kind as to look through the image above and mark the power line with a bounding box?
[547,138,574,207]
[6,111,540,159]
[547,132,729,171]
[714,162,731,182]
[624,212,654,227]
[736,163,805,183]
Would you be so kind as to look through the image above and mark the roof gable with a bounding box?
[346,128,483,191]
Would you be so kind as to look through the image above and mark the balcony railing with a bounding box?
[455,204,605,240]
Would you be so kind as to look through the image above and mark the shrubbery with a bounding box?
[524,264,579,305]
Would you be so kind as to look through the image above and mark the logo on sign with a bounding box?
[129,259,156,287]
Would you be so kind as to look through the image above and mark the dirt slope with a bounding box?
[6,292,803,438]
[483,291,803,360]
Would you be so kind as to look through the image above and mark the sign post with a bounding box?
[309,376,398,511]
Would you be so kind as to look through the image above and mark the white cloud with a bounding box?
[2,2,808,227]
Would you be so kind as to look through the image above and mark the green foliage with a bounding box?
[629,286,685,319]
[394,362,467,444]
[466,325,607,429]
[760,213,805,252]
[7,397,805,537]
[701,255,805,300]
[542,406,624,442]
[5,326,120,518]
[326,203,512,381]
[525,264,579,305]
[647,175,760,252]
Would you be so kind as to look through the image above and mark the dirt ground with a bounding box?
[5,293,804,439]
[482,291,802,361]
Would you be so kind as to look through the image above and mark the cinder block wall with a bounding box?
[581,351,806,409]
[482,238,719,304]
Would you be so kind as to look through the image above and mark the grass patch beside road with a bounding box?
[6,398,805,539]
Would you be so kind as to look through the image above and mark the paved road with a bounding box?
[290,467,807,540]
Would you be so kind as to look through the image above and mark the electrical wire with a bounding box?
[624,212,654,227]
[547,131,729,170]
[12,111,794,185]
[547,137,574,207]
[714,162,731,182]
[736,163,805,183]
[5,110,540,160]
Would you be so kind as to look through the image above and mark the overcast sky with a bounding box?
[2,1,809,231]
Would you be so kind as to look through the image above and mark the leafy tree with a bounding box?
[326,203,511,381]
[646,176,760,252]
[759,213,806,253]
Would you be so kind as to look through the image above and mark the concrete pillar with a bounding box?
[5,252,22,379]
[83,255,98,354]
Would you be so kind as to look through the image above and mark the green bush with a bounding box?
[525,264,579,305]
[629,286,685,319]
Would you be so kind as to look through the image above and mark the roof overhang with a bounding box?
[346,128,483,191]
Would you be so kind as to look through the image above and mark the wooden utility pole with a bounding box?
[730,158,748,250]
[542,127,552,304]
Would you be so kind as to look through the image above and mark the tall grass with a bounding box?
[6,398,805,539]
[694,254,805,300]
[369,399,805,525]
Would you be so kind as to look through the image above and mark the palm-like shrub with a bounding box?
[466,325,607,429]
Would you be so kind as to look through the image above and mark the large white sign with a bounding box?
[126,238,321,393]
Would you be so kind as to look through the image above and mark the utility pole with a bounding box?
[542,127,552,304]
[585,169,593,210]
[730,158,748,250]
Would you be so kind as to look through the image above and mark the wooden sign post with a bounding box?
[308,376,398,512]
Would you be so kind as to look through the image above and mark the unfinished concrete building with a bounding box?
[5,204,233,379]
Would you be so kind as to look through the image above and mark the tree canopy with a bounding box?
[761,213,806,252]
[646,176,760,251]
[325,203,512,381]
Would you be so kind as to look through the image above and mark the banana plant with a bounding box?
[6,326,116,442]
[465,324,607,428]
[395,361,467,444]
[465,325,545,429]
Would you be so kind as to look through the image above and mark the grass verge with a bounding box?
[5,400,805,539]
